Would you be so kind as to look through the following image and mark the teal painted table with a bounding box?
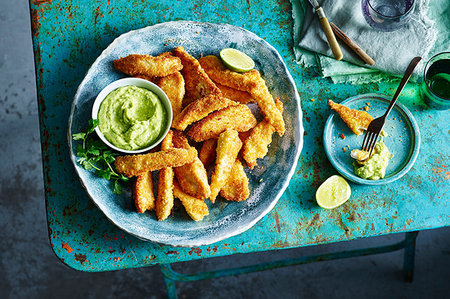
[30,0,449,297]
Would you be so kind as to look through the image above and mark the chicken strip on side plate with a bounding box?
[114,147,196,177]
[113,52,183,78]
[210,130,243,202]
[172,131,211,199]
[133,171,156,213]
[188,104,257,142]
[220,159,249,202]
[173,181,209,221]
[173,47,221,106]
[172,94,238,131]
[156,72,185,117]
[156,130,174,221]
[328,100,373,135]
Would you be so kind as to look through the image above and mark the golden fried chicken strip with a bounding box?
[199,55,285,135]
[250,76,285,135]
[133,172,155,213]
[328,100,373,135]
[173,181,209,221]
[187,104,257,142]
[210,130,243,202]
[239,131,252,143]
[172,131,211,199]
[114,147,196,177]
[242,98,284,169]
[156,131,174,221]
[242,120,276,169]
[199,139,217,168]
[113,52,183,78]
[172,94,238,131]
[199,55,260,91]
[215,82,254,104]
[172,47,221,106]
[220,159,249,202]
[156,72,185,117]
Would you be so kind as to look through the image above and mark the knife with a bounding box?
[308,0,343,61]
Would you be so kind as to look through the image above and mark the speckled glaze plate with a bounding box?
[68,21,303,247]
[324,93,420,185]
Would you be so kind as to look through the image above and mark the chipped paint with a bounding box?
[74,253,87,265]
[61,241,73,253]
[274,212,281,233]
[32,0,52,5]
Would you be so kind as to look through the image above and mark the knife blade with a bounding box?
[308,0,343,61]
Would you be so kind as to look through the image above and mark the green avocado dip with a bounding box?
[98,85,167,151]
[352,141,392,180]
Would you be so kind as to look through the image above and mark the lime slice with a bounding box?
[316,175,351,209]
[220,48,255,73]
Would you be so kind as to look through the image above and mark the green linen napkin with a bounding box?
[292,0,449,84]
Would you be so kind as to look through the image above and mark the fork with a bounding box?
[361,57,422,156]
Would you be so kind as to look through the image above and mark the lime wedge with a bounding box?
[220,48,255,73]
[316,175,351,209]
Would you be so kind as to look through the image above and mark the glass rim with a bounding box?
[367,0,416,18]
[423,51,450,101]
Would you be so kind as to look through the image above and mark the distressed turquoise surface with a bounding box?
[30,0,449,271]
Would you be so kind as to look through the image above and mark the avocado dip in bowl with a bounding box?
[92,77,172,154]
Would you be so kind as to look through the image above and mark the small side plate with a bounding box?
[323,93,420,185]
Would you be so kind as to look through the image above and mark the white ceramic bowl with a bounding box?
[91,77,172,154]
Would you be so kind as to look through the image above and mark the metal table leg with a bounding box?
[403,231,419,282]
[160,267,178,299]
[159,231,420,298]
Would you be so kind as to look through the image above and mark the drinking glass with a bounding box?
[362,0,415,31]
[421,52,450,110]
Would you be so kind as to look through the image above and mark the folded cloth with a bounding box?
[293,0,440,81]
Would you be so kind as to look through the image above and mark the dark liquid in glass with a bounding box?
[425,59,450,99]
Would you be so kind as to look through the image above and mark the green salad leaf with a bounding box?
[72,119,129,194]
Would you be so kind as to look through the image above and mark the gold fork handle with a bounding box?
[384,57,422,118]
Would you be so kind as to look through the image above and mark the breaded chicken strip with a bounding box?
[199,55,285,135]
[172,94,238,131]
[156,131,174,221]
[210,130,243,202]
[133,171,155,213]
[250,76,285,135]
[113,52,183,78]
[172,131,211,199]
[220,159,249,202]
[215,82,254,104]
[187,104,257,142]
[172,47,221,106]
[199,55,260,91]
[199,139,217,168]
[328,100,373,135]
[242,98,284,169]
[156,72,185,117]
[173,181,209,221]
[114,147,196,177]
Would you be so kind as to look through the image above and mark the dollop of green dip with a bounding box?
[353,141,392,180]
[98,85,167,151]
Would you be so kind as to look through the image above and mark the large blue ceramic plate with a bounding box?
[324,93,420,185]
[68,21,303,247]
